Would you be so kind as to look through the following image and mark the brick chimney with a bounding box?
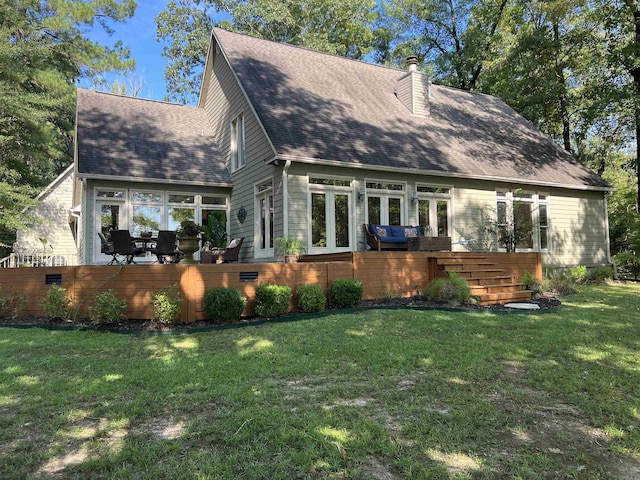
[395,56,430,117]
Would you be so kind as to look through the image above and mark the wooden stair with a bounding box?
[435,256,533,305]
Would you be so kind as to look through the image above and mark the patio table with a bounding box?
[133,237,157,253]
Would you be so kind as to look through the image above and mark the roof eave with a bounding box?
[76,172,233,188]
[275,154,613,193]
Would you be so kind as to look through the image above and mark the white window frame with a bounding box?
[254,178,274,259]
[230,113,245,172]
[364,179,407,226]
[308,175,355,254]
[496,190,550,252]
[415,183,452,237]
[94,189,128,264]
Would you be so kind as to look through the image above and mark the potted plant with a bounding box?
[176,219,202,264]
[274,236,306,263]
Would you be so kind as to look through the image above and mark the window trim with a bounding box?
[495,190,550,252]
[230,113,245,172]
[254,177,274,259]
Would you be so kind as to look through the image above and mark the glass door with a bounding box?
[95,202,124,264]
[310,191,352,253]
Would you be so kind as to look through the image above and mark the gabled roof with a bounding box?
[76,89,230,186]
[212,28,609,190]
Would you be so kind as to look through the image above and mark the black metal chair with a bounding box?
[98,232,119,265]
[150,230,183,264]
[111,230,144,264]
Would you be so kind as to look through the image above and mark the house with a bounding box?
[10,27,612,268]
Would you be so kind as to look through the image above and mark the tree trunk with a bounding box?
[626,0,640,212]
[553,21,572,153]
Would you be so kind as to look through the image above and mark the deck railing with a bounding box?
[0,253,75,268]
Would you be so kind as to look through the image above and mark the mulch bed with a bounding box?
[0,294,561,332]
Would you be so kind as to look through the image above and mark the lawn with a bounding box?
[1,283,639,479]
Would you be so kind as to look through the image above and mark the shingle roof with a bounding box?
[213,28,608,190]
[76,89,230,185]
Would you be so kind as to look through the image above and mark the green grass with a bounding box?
[1,283,640,479]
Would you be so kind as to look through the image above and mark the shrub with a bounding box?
[254,284,292,318]
[592,265,614,283]
[328,279,363,309]
[424,272,471,303]
[522,272,543,294]
[203,287,247,323]
[297,284,326,313]
[545,269,577,295]
[614,252,640,281]
[566,265,589,284]
[41,285,75,321]
[89,290,127,326]
[152,284,183,324]
[9,295,25,320]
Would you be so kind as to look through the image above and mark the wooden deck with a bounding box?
[0,252,541,321]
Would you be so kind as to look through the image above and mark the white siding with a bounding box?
[15,169,78,264]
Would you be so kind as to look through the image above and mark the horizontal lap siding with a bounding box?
[204,44,277,261]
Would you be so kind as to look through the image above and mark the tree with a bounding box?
[380,0,509,90]
[156,0,378,104]
[0,0,136,249]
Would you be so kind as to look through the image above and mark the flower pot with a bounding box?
[178,237,201,264]
[284,254,298,264]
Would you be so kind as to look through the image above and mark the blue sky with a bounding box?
[81,0,223,103]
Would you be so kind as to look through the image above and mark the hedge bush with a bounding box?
[297,284,326,313]
[89,290,127,326]
[254,284,292,318]
[328,279,363,309]
[424,273,470,303]
[41,285,75,321]
[152,284,183,324]
[203,287,247,323]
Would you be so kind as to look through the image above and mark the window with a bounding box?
[496,190,549,251]
[255,180,274,258]
[309,176,353,253]
[167,194,196,232]
[131,190,163,237]
[365,180,405,226]
[415,184,451,236]
[231,114,245,171]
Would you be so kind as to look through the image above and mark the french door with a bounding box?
[309,190,352,253]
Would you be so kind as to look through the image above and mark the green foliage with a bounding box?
[424,273,471,303]
[274,236,306,258]
[566,265,589,285]
[328,279,363,308]
[522,272,543,294]
[41,285,75,321]
[0,0,136,231]
[544,269,578,295]
[202,213,228,248]
[592,266,614,283]
[203,287,247,323]
[296,284,326,313]
[614,252,640,281]
[152,284,183,324]
[156,0,378,103]
[176,219,202,237]
[254,284,293,318]
[88,290,127,326]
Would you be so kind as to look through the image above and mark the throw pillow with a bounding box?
[404,227,418,238]
[375,226,388,237]
[228,238,239,249]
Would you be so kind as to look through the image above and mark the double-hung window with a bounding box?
[231,113,245,171]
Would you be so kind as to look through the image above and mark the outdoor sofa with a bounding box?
[363,224,421,251]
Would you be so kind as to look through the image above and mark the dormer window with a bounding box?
[231,113,245,171]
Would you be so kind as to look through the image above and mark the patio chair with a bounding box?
[212,237,244,263]
[110,230,144,264]
[98,232,119,265]
[150,230,183,264]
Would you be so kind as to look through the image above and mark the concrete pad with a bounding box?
[504,303,540,310]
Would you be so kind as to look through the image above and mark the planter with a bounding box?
[284,254,298,264]
[200,250,213,264]
[407,236,452,251]
[178,237,201,264]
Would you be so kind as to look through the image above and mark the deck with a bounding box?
[0,252,541,321]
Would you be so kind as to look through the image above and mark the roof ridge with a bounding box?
[76,88,200,109]
[212,27,411,76]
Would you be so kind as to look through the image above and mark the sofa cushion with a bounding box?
[390,226,406,237]
[375,226,391,237]
[404,226,419,238]
[368,224,378,235]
